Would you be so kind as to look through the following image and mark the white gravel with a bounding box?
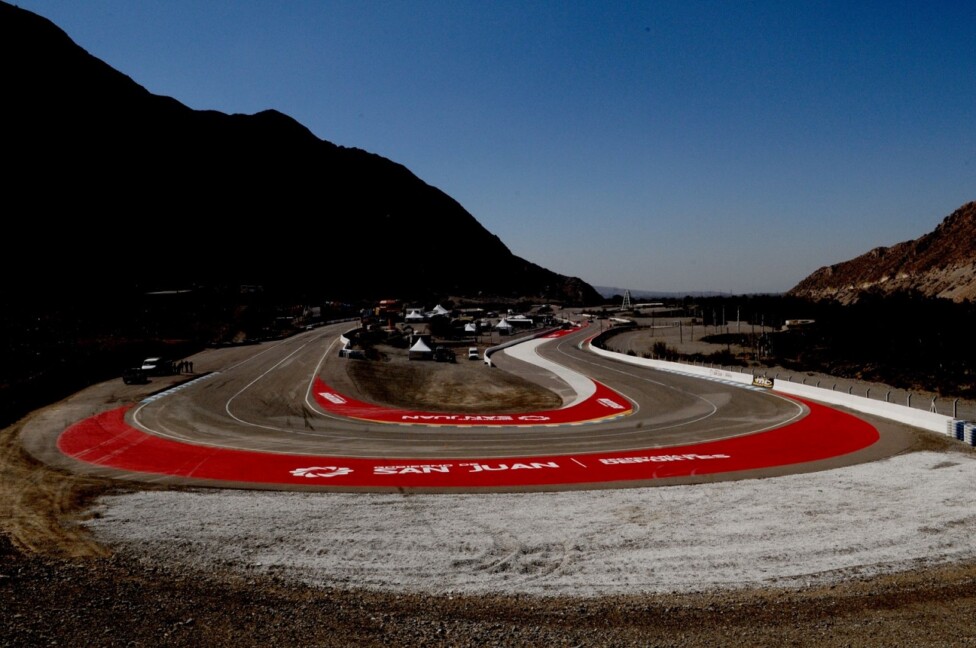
[84,448,976,598]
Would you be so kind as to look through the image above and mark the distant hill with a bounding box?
[0,1,601,306]
[788,202,976,304]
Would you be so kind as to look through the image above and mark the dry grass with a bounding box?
[0,416,115,558]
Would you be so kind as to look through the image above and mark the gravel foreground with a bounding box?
[5,333,976,646]
[85,450,976,598]
[7,447,976,647]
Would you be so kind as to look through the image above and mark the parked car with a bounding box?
[467,347,480,361]
[122,367,149,385]
[140,357,173,375]
[433,347,456,363]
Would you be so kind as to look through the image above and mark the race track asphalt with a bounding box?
[27,321,918,492]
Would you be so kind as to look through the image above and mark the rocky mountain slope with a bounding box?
[0,1,600,306]
[788,202,976,304]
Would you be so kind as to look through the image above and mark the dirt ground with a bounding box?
[3,332,976,646]
[343,341,562,413]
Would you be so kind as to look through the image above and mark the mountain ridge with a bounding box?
[788,201,976,304]
[0,1,602,306]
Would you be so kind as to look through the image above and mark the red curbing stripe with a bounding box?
[56,395,879,489]
[311,378,632,426]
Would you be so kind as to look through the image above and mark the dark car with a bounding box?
[433,347,456,363]
[122,367,149,385]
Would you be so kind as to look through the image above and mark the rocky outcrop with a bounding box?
[788,202,976,303]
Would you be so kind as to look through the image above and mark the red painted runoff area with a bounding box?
[56,394,879,490]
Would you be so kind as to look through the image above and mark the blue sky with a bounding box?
[17,1,975,294]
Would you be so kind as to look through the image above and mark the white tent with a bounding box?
[494,319,513,334]
[405,309,425,322]
[408,337,433,360]
[429,304,450,317]
[464,322,477,333]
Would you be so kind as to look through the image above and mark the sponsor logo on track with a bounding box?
[289,466,353,478]
[600,453,730,465]
[319,392,347,405]
[459,461,560,473]
[372,462,562,474]
[597,398,625,409]
[399,414,552,422]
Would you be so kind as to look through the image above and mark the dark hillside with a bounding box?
[0,1,605,426]
[0,1,600,306]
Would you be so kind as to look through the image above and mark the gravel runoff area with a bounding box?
[85,449,976,598]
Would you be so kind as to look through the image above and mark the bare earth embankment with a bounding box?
[3,337,976,647]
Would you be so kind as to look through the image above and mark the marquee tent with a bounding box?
[494,319,513,334]
[408,337,433,360]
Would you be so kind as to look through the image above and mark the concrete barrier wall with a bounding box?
[771,379,954,435]
[484,326,563,366]
[587,339,968,437]
[338,327,360,352]
[587,343,755,387]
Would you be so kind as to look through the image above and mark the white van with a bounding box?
[467,347,480,361]
[140,357,172,375]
